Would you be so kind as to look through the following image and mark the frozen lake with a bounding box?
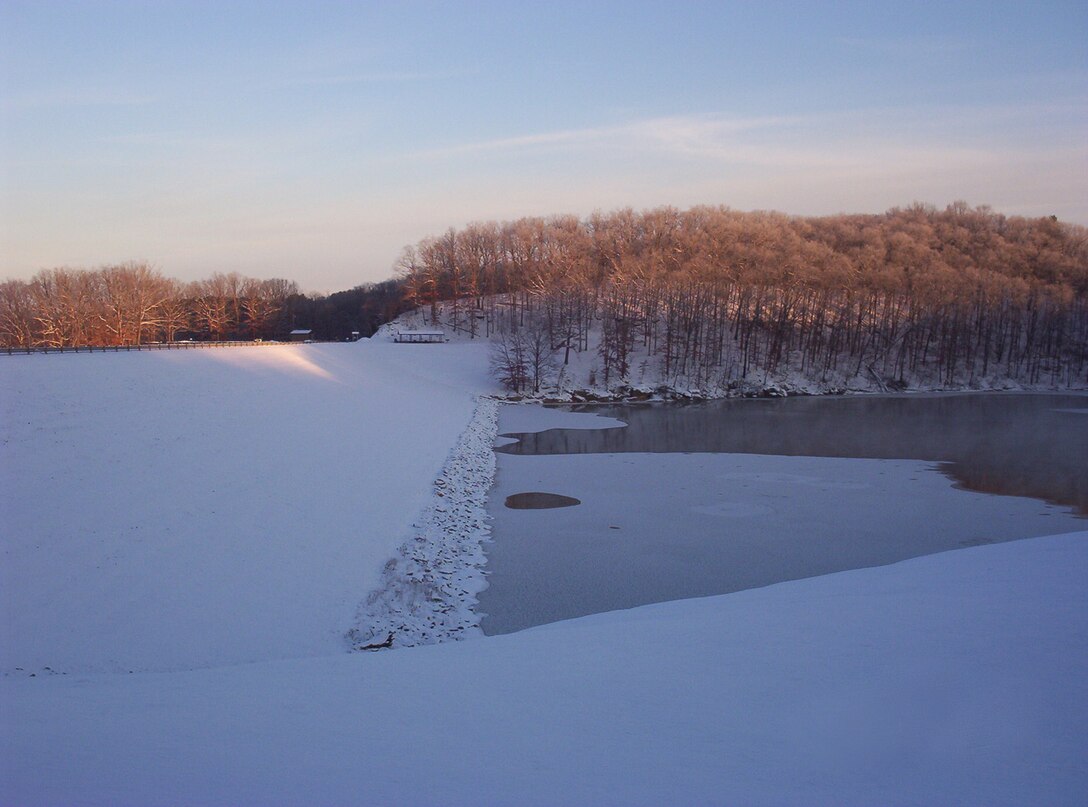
[479,393,1088,635]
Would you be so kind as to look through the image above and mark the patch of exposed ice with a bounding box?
[718,471,872,490]
[690,501,775,519]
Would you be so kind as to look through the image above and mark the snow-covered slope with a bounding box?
[0,341,493,673]
[394,302,1088,399]
[2,533,1085,806]
[2,338,1085,805]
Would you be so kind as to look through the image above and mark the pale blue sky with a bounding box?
[2,1,1086,291]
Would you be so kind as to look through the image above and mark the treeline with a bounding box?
[399,203,1088,389]
[0,264,410,347]
[282,279,411,342]
[7,202,1086,386]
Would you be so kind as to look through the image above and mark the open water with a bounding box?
[478,393,1088,634]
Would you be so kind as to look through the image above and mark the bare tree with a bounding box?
[99,262,170,345]
[190,275,233,340]
[159,279,192,342]
[523,313,558,393]
[0,280,36,347]
[490,327,530,393]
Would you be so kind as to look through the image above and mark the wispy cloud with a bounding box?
[408,114,799,160]
[408,100,1086,170]
[381,103,1087,232]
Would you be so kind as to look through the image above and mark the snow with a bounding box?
[493,402,626,447]
[348,397,498,648]
[397,300,1088,400]
[3,534,1086,805]
[2,334,1086,805]
[0,341,493,673]
[497,403,627,434]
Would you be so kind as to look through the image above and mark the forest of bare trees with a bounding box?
[0,263,305,347]
[5,203,1086,390]
[398,203,1088,391]
[0,261,422,349]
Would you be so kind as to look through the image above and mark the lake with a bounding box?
[478,393,1087,635]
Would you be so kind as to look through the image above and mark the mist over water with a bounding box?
[480,393,1087,636]
[497,393,1088,514]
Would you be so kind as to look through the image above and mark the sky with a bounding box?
[1,1,1086,292]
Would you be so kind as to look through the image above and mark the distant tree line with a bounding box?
[398,203,1088,389]
[281,279,411,342]
[6,202,1086,388]
[0,264,411,347]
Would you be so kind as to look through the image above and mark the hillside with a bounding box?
[399,203,1088,394]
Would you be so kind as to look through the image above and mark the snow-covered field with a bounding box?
[0,341,492,673]
[2,339,1086,805]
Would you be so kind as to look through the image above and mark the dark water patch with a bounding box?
[480,393,1088,636]
[505,492,581,509]
[497,393,1088,515]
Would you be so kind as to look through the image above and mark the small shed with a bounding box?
[394,330,446,344]
[289,329,313,342]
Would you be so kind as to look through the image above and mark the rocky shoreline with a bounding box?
[348,396,499,650]
[496,378,1085,405]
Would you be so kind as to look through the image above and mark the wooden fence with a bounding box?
[2,341,300,356]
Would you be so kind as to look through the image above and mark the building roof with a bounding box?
[289,329,313,335]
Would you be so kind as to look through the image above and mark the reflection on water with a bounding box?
[498,393,1088,515]
[505,492,582,509]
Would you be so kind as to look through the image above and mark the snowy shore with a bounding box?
[2,340,1086,805]
[348,396,498,649]
[391,306,1088,405]
[3,532,1085,806]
